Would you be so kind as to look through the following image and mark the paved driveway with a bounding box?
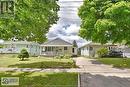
[74,57,130,77]
[80,73,130,87]
[75,57,130,87]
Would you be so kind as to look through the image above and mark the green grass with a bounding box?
[0,72,78,87]
[98,58,130,68]
[0,54,77,68]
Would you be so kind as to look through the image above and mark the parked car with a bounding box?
[104,51,123,58]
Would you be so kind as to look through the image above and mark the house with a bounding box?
[118,45,130,58]
[0,41,41,56]
[80,42,117,57]
[40,38,78,56]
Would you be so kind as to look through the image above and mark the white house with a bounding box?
[80,42,117,57]
[0,41,41,56]
[40,38,78,56]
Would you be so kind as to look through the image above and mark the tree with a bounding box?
[73,40,78,47]
[78,0,130,44]
[18,49,29,61]
[97,48,108,58]
[0,0,59,43]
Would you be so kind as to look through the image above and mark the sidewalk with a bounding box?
[0,57,130,77]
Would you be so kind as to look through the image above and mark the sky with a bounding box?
[46,0,88,47]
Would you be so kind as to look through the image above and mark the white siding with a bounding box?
[81,47,89,56]
[0,43,41,56]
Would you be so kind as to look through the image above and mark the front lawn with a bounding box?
[0,72,78,87]
[98,58,130,68]
[0,54,77,68]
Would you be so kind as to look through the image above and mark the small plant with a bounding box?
[54,54,71,59]
[97,48,108,58]
[0,45,3,48]
[63,54,71,59]
[18,49,29,61]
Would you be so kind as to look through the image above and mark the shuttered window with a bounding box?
[0,0,14,15]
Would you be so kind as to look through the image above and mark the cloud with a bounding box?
[47,24,87,47]
[57,0,83,25]
[65,24,80,35]
[46,0,88,47]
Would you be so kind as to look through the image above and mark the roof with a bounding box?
[41,38,73,46]
[80,42,117,48]
[2,41,40,45]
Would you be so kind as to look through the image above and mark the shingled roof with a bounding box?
[41,38,73,46]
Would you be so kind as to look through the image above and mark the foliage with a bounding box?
[0,0,59,43]
[79,0,130,44]
[55,54,71,59]
[0,45,3,48]
[73,40,78,47]
[18,49,29,61]
[97,48,108,57]
[63,54,71,59]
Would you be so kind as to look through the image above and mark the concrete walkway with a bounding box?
[0,68,84,72]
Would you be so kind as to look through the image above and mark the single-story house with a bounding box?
[80,42,118,57]
[0,41,41,56]
[40,38,78,56]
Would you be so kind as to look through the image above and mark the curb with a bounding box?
[78,73,81,87]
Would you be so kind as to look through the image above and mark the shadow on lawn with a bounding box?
[0,71,77,87]
[9,61,77,68]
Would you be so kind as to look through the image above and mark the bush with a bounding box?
[54,54,71,59]
[63,54,71,59]
[97,48,108,58]
[0,45,3,48]
[18,49,29,61]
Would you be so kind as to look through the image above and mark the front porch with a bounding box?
[40,46,73,56]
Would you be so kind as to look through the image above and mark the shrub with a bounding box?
[63,54,71,59]
[54,54,71,59]
[0,45,3,48]
[97,48,108,58]
[18,49,29,61]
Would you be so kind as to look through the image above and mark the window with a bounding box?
[64,47,67,50]
[26,45,29,48]
[45,47,51,51]
[72,48,75,53]
[0,0,14,17]
[35,46,37,52]
[45,47,47,51]
[89,47,93,51]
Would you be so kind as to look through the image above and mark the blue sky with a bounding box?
[47,0,88,47]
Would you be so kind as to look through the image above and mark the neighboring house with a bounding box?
[80,42,117,57]
[0,41,41,56]
[40,38,78,56]
[118,45,130,58]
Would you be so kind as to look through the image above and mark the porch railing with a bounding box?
[41,51,64,56]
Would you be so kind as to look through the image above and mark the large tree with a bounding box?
[78,0,130,44]
[0,0,59,43]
